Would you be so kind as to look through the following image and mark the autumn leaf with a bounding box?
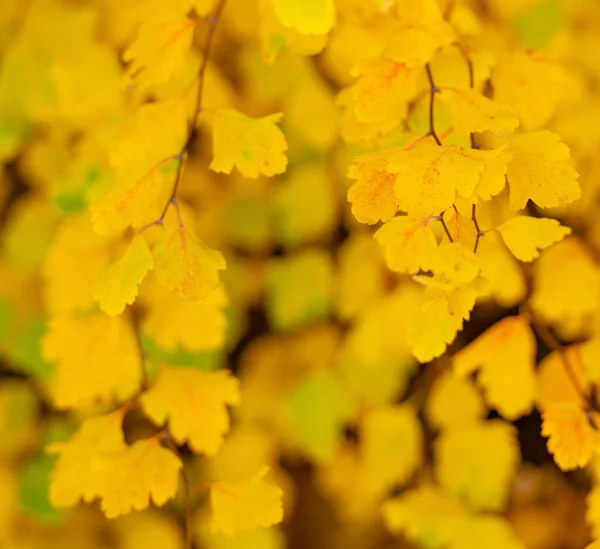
[152,222,226,301]
[426,371,485,429]
[542,402,600,471]
[100,436,182,519]
[496,216,571,262]
[453,315,536,419]
[47,411,126,509]
[385,0,455,67]
[123,16,197,90]
[374,216,438,274]
[141,366,240,455]
[346,59,415,128]
[383,485,465,547]
[271,0,336,35]
[210,467,284,536]
[435,420,520,510]
[530,237,600,330]
[492,51,569,130]
[358,404,422,497]
[439,87,519,137]
[407,280,477,363]
[389,144,485,217]
[42,313,142,409]
[210,109,288,178]
[94,235,154,316]
[506,131,580,210]
[347,149,401,224]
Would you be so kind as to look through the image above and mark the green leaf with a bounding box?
[284,368,353,461]
[12,317,55,380]
[141,335,223,375]
[513,0,562,50]
[19,453,65,523]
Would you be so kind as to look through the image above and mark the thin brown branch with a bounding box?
[471,204,483,254]
[425,64,442,146]
[437,212,454,243]
[157,0,228,225]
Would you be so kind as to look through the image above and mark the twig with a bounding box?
[425,64,442,146]
[155,0,228,227]
[437,212,454,243]
[471,204,483,254]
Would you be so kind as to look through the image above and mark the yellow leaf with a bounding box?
[426,371,485,429]
[385,0,455,67]
[47,411,126,508]
[492,51,569,130]
[477,232,527,308]
[141,276,228,352]
[141,367,240,455]
[464,147,512,202]
[210,467,284,536]
[334,233,386,321]
[100,436,182,518]
[407,282,476,363]
[383,485,465,547]
[389,144,485,217]
[153,221,226,300]
[123,16,197,90]
[42,313,142,409]
[431,242,481,285]
[374,216,438,274]
[43,215,112,314]
[453,315,536,419]
[359,404,422,497]
[506,131,580,210]
[258,0,327,63]
[436,420,520,510]
[439,87,519,138]
[210,109,288,178]
[271,0,335,35]
[542,402,600,471]
[497,216,571,262]
[530,237,600,333]
[347,149,401,224]
[536,347,588,412]
[94,235,154,316]
[346,59,415,128]
[109,100,187,181]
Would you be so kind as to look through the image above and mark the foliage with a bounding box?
[1,0,600,548]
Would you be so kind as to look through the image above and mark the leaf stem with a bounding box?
[471,204,483,254]
[157,0,228,225]
[425,64,442,146]
[437,212,454,243]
